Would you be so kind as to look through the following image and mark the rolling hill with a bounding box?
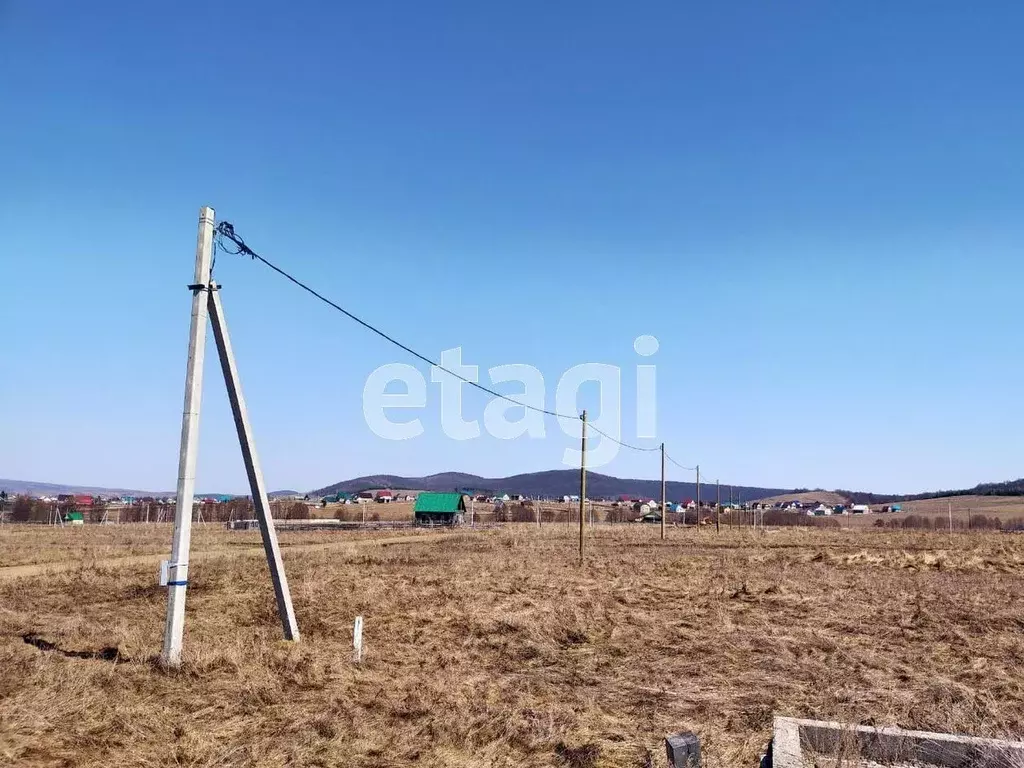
[0,479,298,499]
[311,470,791,502]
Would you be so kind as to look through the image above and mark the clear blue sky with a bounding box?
[2,2,1022,495]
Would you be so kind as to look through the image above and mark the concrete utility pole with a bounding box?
[716,479,721,534]
[162,206,215,667]
[208,281,299,642]
[695,465,700,527]
[579,410,587,564]
[660,443,667,540]
[163,207,300,667]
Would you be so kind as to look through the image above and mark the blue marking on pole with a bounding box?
[167,580,189,586]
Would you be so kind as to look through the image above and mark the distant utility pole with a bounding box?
[579,410,587,565]
[716,479,721,534]
[660,442,666,541]
[695,465,700,528]
[162,206,298,668]
[948,501,953,535]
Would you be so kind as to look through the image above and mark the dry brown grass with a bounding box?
[898,495,1024,518]
[2,525,1023,767]
[838,495,1024,529]
[313,500,418,521]
[0,524,434,570]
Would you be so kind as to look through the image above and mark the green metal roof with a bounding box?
[66,511,84,521]
[414,493,465,514]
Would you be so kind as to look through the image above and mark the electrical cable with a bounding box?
[216,221,677,457]
[664,453,697,472]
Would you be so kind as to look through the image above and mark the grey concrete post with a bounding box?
[208,283,300,641]
[162,206,215,667]
[666,731,701,767]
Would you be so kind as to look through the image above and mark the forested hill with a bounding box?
[312,470,790,501]
[837,478,1024,504]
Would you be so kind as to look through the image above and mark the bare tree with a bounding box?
[11,495,32,522]
[285,502,309,520]
[492,501,508,523]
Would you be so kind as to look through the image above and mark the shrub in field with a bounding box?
[223,498,253,522]
[284,502,310,520]
[88,500,106,523]
[877,514,1006,531]
[760,511,807,527]
[509,503,535,523]
[11,495,33,522]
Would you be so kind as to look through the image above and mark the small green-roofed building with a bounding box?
[66,511,85,525]
[414,493,466,526]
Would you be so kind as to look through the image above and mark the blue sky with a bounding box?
[1,2,1022,494]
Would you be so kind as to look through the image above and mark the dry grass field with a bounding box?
[840,495,1024,529]
[899,494,1024,518]
[311,500,418,522]
[0,524,433,570]
[2,524,1024,767]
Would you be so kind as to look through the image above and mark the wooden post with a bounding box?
[579,410,587,564]
[660,443,667,540]
[695,465,700,528]
[716,479,721,534]
[353,616,364,663]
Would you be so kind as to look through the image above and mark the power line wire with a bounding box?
[216,221,575,420]
[664,452,697,472]
[217,221,667,458]
[587,421,660,452]
[215,222,695,459]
